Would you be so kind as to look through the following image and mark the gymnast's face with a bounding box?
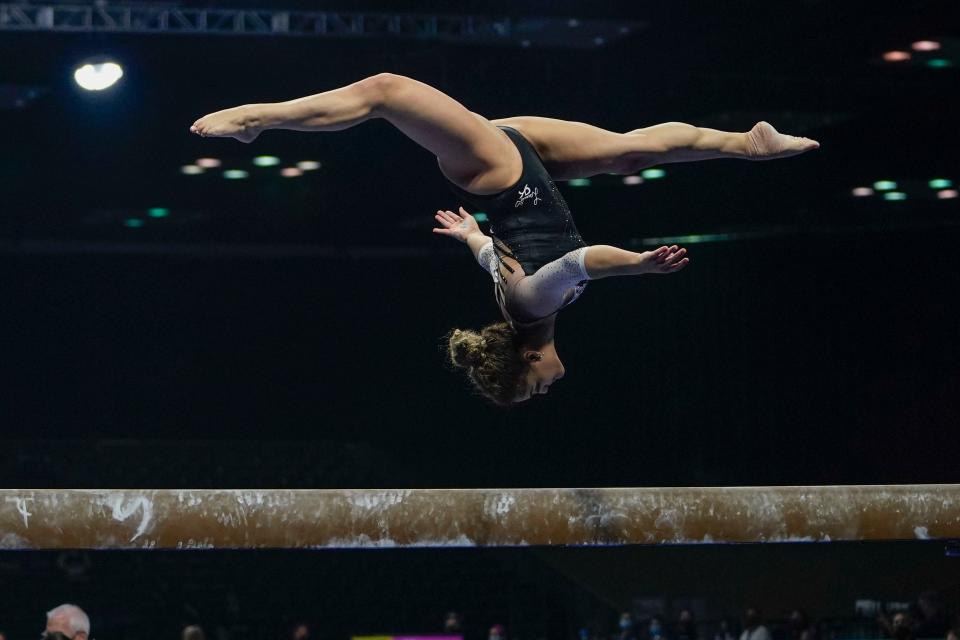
[515,349,565,402]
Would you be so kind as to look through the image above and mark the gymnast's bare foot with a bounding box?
[190,105,263,143]
[745,121,819,160]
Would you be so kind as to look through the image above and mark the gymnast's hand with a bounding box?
[432,207,482,243]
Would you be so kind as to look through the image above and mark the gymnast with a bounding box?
[191,73,818,405]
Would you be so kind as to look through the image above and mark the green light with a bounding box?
[568,178,591,187]
[873,180,897,191]
[641,168,666,179]
[224,169,249,180]
[926,59,953,68]
[253,155,280,167]
[473,212,489,222]
[147,207,170,218]
[883,191,907,201]
[929,178,952,189]
[124,218,144,228]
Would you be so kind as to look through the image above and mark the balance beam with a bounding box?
[1,486,958,550]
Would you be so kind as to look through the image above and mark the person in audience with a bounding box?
[676,610,699,640]
[740,608,771,640]
[444,612,464,634]
[649,617,668,640]
[880,612,915,640]
[44,604,90,640]
[291,623,310,640]
[181,625,205,640]
[713,618,736,640]
[615,613,637,640]
[916,591,950,639]
[786,610,813,640]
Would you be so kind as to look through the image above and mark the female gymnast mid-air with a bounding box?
[191,73,819,406]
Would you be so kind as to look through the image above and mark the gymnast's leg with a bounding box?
[491,116,820,180]
[190,73,521,195]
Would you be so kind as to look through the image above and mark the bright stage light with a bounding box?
[74,61,124,91]
[280,167,303,177]
[223,170,248,180]
[196,158,221,168]
[296,160,321,171]
[937,189,958,200]
[253,155,280,167]
[882,51,911,62]
[883,192,907,201]
[852,187,874,197]
[873,180,897,191]
[912,40,941,52]
[181,165,203,175]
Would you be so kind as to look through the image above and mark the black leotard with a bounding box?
[444,126,587,277]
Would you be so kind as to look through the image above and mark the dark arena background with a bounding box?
[2,1,960,640]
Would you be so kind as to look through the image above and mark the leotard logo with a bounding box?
[515,183,541,208]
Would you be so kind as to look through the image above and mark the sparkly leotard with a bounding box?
[444,126,591,325]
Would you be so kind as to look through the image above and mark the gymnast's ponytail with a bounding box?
[446,323,527,407]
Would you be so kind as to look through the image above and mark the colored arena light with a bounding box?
[124,218,144,228]
[568,178,591,187]
[641,168,666,179]
[929,179,953,189]
[253,155,280,167]
[937,189,958,199]
[883,192,907,201]
[882,51,911,62]
[280,167,303,177]
[181,165,203,175]
[296,160,321,171]
[196,158,221,168]
[926,59,953,68]
[147,208,170,218]
[73,61,123,91]
[873,180,897,191]
[223,169,249,179]
[473,212,489,222]
[912,40,941,51]
[623,175,644,185]
[852,187,874,197]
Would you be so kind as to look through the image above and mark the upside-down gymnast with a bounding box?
[191,73,819,406]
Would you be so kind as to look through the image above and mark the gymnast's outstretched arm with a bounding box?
[190,73,521,195]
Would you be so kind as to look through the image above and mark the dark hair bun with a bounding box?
[448,329,485,369]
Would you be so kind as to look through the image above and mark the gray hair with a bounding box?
[46,604,90,636]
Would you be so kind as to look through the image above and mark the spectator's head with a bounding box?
[182,626,205,640]
[489,624,506,640]
[789,611,809,632]
[918,591,943,619]
[744,609,762,631]
[291,625,310,640]
[619,613,634,632]
[892,613,913,640]
[444,612,463,633]
[45,604,90,640]
[650,617,665,638]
